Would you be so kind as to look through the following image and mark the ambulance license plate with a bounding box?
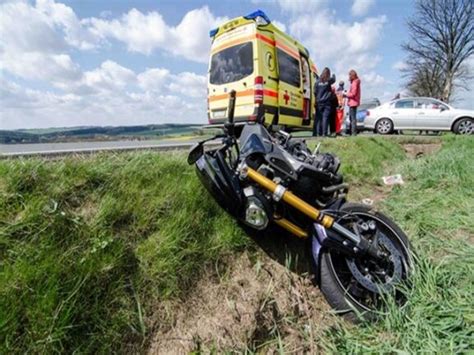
[213,109,226,119]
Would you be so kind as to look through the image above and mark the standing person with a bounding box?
[335,81,345,135]
[329,86,338,135]
[313,67,336,137]
[344,69,361,136]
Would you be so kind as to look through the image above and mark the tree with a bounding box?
[402,0,474,102]
[405,61,445,99]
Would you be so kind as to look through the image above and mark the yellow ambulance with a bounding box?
[207,10,318,131]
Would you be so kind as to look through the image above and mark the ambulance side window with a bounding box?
[277,48,300,87]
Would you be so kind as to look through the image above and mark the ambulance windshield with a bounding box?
[210,42,253,85]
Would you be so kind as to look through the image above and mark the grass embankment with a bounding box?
[0,136,472,353]
[324,136,474,353]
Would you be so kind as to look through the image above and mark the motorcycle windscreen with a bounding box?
[239,124,273,157]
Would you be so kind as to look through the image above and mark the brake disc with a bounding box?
[346,230,403,294]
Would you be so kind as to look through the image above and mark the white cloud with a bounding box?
[0,0,399,128]
[272,20,287,32]
[351,0,375,17]
[285,5,387,102]
[137,68,171,92]
[289,11,386,71]
[1,1,226,63]
[168,72,207,98]
[0,1,213,128]
[138,68,207,98]
[1,51,81,85]
[0,74,207,129]
[392,60,408,71]
[81,60,136,92]
[0,59,208,129]
[89,6,227,62]
[276,0,327,14]
[0,1,67,53]
[35,0,100,50]
[0,0,88,86]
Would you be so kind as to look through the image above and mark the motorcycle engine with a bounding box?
[285,138,345,207]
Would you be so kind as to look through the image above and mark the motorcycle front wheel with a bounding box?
[318,203,413,322]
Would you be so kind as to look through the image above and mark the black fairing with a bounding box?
[239,123,273,157]
[195,151,243,217]
[240,124,297,179]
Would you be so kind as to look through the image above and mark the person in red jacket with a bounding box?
[344,69,361,136]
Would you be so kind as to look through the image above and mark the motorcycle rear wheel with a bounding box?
[319,203,413,322]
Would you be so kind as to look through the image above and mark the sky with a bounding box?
[0,0,472,129]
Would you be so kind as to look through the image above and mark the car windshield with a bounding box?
[209,42,253,85]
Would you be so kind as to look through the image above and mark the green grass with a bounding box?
[0,152,248,353]
[323,136,474,353]
[0,136,472,353]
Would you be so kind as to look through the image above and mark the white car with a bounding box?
[364,97,473,135]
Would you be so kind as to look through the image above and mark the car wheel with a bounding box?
[375,118,393,135]
[453,118,474,135]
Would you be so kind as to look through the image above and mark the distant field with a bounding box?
[0,124,205,144]
[0,136,472,353]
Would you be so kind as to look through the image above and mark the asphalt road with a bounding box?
[1,132,442,158]
[0,138,205,158]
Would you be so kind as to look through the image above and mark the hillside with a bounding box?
[0,124,203,144]
[1,136,473,353]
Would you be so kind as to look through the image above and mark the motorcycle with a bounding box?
[188,91,413,320]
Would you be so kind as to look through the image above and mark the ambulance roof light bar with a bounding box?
[244,10,271,25]
[210,10,271,38]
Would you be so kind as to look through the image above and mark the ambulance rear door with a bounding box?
[255,28,278,124]
[274,32,303,127]
[208,23,257,124]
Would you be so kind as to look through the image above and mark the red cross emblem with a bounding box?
[283,90,290,105]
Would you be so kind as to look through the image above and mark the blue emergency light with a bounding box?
[209,28,219,37]
[244,10,271,24]
[209,10,271,38]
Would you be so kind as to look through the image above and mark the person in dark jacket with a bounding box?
[313,67,336,136]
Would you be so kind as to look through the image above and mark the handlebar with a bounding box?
[224,90,236,137]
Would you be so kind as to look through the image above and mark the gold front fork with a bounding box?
[245,167,335,229]
[243,166,361,245]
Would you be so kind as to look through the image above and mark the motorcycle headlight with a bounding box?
[244,196,269,230]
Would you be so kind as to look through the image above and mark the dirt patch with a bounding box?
[403,143,441,159]
[148,252,333,353]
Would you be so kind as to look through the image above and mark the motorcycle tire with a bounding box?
[318,202,412,322]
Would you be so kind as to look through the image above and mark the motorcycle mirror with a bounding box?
[227,90,236,124]
[224,90,237,136]
[187,143,204,165]
[313,142,321,155]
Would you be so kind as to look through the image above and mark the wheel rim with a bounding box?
[327,212,412,312]
[377,119,391,134]
[458,120,473,135]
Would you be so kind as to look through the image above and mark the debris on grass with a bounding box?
[361,198,374,206]
[382,174,404,186]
